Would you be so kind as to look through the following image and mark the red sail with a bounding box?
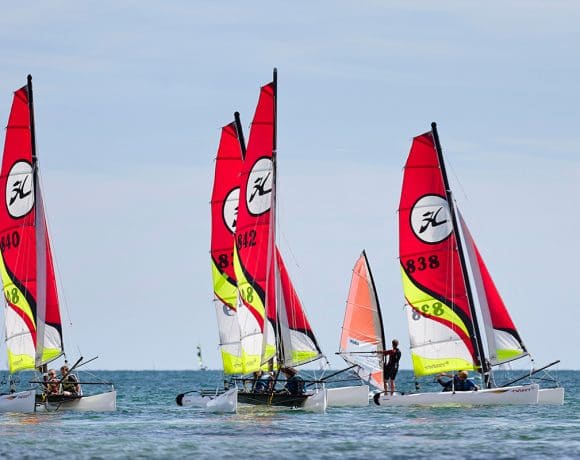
[233,81,275,335]
[399,132,478,369]
[275,247,322,365]
[210,122,243,310]
[0,83,62,371]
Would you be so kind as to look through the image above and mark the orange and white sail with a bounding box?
[339,251,385,390]
[0,77,63,373]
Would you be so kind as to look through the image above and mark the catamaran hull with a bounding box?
[374,384,539,406]
[236,389,327,412]
[0,390,36,413]
[538,387,564,405]
[177,393,214,407]
[36,390,117,412]
[326,385,369,407]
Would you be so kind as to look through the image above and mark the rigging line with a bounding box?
[35,173,81,356]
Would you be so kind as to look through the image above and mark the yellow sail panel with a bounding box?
[1,254,37,372]
[221,350,243,375]
[211,260,238,310]
[496,348,524,362]
[402,268,470,338]
[233,247,266,322]
[7,350,35,373]
[402,268,478,377]
[412,353,477,377]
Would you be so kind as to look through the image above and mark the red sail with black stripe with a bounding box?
[0,79,63,373]
[233,80,277,365]
[398,130,479,376]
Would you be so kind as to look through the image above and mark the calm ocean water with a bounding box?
[0,369,578,459]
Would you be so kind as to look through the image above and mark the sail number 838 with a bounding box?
[404,255,440,273]
[412,301,445,320]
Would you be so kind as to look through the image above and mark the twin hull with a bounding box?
[375,384,540,406]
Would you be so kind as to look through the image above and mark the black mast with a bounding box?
[234,111,246,159]
[362,250,387,353]
[27,75,38,168]
[271,68,285,367]
[430,122,490,388]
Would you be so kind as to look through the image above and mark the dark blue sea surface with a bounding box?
[0,370,578,459]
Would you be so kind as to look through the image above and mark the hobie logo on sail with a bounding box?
[246,157,273,216]
[6,161,34,219]
[410,195,452,244]
[223,187,240,234]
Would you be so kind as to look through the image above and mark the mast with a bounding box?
[270,68,285,366]
[362,250,386,352]
[28,75,49,369]
[234,111,246,159]
[430,122,490,387]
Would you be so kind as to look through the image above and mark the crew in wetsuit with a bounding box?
[382,339,401,395]
[281,367,305,395]
[437,370,478,392]
[60,366,80,396]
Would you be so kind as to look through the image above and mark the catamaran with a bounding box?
[0,76,116,412]
[178,70,366,412]
[374,123,563,407]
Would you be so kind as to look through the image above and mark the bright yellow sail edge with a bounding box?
[401,267,477,377]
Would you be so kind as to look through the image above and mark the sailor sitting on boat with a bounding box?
[60,366,81,396]
[280,367,305,395]
[437,370,479,392]
[252,370,274,393]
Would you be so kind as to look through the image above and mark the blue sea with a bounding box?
[0,370,578,459]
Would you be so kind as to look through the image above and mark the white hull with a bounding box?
[37,390,117,412]
[206,388,237,413]
[374,384,539,406]
[326,385,369,407]
[178,393,214,407]
[302,388,327,413]
[0,390,36,413]
[538,387,564,405]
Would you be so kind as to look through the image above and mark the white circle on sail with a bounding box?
[6,161,34,219]
[223,187,240,234]
[246,157,273,216]
[410,194,453,244]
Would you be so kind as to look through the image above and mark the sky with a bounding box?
[0,1,578,371]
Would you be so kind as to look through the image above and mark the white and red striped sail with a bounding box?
[458,211,528,365]
[339,251,385,390]
[398,131,480,376]
[0,79,63,373]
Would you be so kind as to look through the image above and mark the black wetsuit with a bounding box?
[384,348,401,380]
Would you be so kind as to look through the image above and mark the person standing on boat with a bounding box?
[381,339,401,395]
[60,365,81,396]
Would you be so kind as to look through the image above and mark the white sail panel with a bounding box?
[458,211,527,366]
